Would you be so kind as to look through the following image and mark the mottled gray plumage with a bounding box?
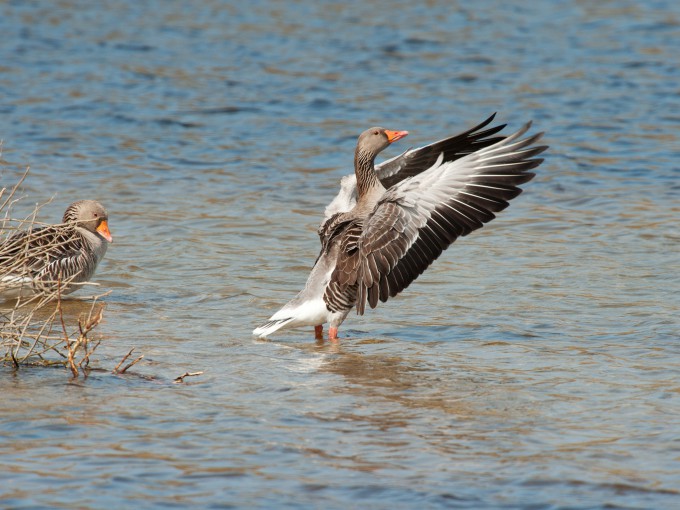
[0,200,112,300]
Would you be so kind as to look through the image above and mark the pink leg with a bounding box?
[314,325,323,340]
[329,326,339,341]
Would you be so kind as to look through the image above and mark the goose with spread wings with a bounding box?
[253,116,547,340]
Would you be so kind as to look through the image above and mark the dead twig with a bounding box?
[78,339,101,369]
[0,166,29,213]
[56,276,80,378]
[113,348,134,373]
[119,355,144,374]
[79,305,104,337]
[113,347,144,375]
[173,371,204,383]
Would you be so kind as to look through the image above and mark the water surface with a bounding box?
[1,1,679,508]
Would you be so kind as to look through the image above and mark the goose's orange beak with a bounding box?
[96,220,113,243]
[385,129,409,143]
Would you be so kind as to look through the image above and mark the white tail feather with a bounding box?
[252,317,296,338]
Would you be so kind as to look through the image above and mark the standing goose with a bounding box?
[0,200,112,300]
[253,118,547,340]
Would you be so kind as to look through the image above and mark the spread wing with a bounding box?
[322,114,506,223]
[376,112,506,189]
[348,122,547,315]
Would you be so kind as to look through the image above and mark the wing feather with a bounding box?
[376,113,507,188]
[322,114,509,223]
[354,123,547,314]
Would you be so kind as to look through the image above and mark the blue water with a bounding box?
[1,0,679,508]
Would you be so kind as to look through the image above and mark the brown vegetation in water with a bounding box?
[0,167,110,376]
[1,164,202,383]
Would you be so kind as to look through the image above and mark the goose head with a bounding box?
[63,200,113,243]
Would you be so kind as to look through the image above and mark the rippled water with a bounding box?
[1,0,679,508]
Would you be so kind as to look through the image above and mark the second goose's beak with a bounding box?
[385,130,409,143]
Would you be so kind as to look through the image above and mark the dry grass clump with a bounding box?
[1,288,108,376]
[0,167,108,377]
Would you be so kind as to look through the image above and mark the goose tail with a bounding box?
[252,317,296,338]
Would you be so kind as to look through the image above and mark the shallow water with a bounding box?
[1,0,679,508]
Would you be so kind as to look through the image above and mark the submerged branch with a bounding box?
[113,348,144,375]
[174,371,204,383]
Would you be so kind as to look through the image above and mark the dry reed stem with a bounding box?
[113,347,144,374]
[173,371,204,383]
[112,347,135,373]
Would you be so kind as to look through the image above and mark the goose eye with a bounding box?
[93,213,98,218]
[373,130,379,136]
